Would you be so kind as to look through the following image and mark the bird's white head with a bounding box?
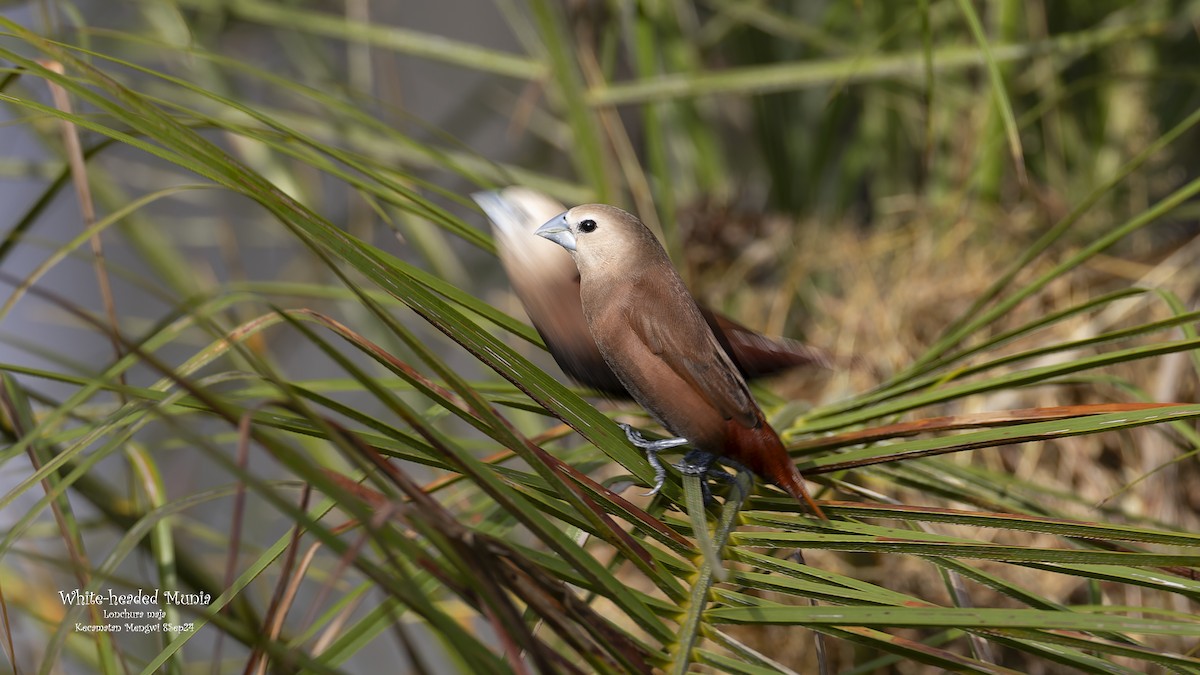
[534,204,665,274]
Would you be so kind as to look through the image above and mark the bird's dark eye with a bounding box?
[578,219,597,233]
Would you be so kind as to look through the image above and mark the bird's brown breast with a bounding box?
[580,268,758,455]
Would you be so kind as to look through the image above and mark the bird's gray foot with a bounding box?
[676,450,720,504]
[618,423,689,496]
[677,450,732,481]
[677,450,751,504]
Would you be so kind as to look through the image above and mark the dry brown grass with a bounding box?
[663,197,1200,672]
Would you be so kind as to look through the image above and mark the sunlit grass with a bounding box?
[0,1,1198,673]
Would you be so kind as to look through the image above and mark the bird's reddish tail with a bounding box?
[728,420,827,519]
[774,461,827,520]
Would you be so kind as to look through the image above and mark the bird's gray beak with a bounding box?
[534,212,576,252]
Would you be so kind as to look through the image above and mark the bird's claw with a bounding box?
[619,422,648,447]
[641,447,667,496]
[619,423,689,495]
[618,424,745,504]
[618,423,689,452]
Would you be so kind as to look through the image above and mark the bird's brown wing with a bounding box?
[631,288,759,429]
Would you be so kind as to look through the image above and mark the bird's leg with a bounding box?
[676,450,760,505]
[677,450,716,504]
[676,450,734,504]
[677,450,736,481]
[618,423,690,496]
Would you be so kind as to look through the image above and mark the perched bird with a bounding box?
[473,187,831,399]
[534,204,825,517]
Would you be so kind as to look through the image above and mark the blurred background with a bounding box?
[1,1,1199,673]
